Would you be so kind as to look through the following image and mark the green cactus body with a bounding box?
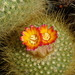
[0,0,75,75]
[0,14,75,75]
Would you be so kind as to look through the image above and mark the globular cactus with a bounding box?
[0,13,75,75]
[0,0,75,75]
[0,0,45,30]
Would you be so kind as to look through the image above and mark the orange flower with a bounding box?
[38,25,58,45]
[20,25,42,50]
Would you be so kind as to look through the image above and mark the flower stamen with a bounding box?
[42,33,50,41]
[29,35,38,45]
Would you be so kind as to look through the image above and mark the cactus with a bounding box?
[0,13,75,75]
[0,0,45,30]
[0,0,75,75]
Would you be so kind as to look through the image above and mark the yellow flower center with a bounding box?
[30,35,38,45]
[43,33,50,41]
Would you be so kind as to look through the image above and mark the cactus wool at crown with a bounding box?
[0,0,75,75]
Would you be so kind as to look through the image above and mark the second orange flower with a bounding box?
[38,25,58,45]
